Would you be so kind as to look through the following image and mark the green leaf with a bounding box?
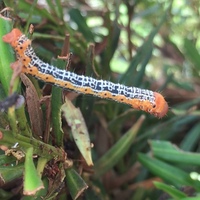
[0,154,16,165]
[138,153,200,190]
[181,197,200,200]
[65,168,88,200]
[23,147,44,195]
[0,16,19,94]
[69,8,94,41]
[51,86,63,146]
[184,38,200,71]
[51,59,65,147]
[0,188,14,199]
[9,1,58,27]
[0,164,23,184]
[0,128,65,162]
[180,122,200,151]
[21,178,48,200]
[154,181,187,199]
[94,115,145,177]
[150,140,200,165]
[120,6,169,86]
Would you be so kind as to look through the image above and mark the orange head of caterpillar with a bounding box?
[2,28,23,48]
[150,92,168,118]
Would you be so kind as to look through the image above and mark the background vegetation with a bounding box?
[0,0,200,199]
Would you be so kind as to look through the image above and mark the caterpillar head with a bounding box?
[2,28,23,48]
[152,92,168,118]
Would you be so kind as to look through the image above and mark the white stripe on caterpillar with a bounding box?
[3,28,168,118]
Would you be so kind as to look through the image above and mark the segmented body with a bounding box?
[3,29,168,118]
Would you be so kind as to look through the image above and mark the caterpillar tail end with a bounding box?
[2,28,23,47]
[153,92,168,118]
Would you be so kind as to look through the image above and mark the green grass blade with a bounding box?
[138,153,200,190]
[181,197,200,200]
[184,38,200,71]
[0,164,23,184]
[0,17,18,94]
[24,147,44,195]
[69,8,94,41]
[120,5,170,86]
[150,140,200,165]
[154,181,187,199]
[94,115,145,177]
[65,168,88,200]
[180,122,200,151]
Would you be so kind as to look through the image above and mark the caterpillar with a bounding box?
[2,28,168,118]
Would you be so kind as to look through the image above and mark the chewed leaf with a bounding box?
[24,147,44,195]
[61,99,93,166]
[65,168,88,200]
